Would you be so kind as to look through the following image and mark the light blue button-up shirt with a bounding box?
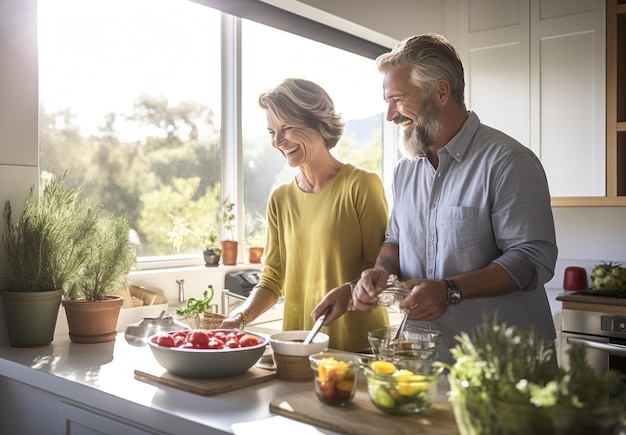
[386,112,558,364]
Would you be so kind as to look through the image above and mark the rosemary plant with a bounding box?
[2,178,99,292]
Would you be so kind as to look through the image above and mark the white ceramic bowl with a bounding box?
[268,330,329,356]
[147,329,268,378]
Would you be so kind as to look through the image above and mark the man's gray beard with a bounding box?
[400,96,441,161]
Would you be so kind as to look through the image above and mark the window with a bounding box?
[38,0,387,266]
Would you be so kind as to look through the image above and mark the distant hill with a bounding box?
[343,113,384,149]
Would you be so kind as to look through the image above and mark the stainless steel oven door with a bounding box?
[561,331,626,376]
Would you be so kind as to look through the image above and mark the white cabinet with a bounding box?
[58,402,157,435]
[460,0,606,198]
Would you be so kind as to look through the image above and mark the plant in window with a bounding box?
[246,212,265,264]
[222,196,236,241]
[167,217,222,266]
[221,196,238,265]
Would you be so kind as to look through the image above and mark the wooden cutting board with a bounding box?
[270,388,459,435]
[134,366,276,396]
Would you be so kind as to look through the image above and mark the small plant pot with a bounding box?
[248,247,264,264]
[203,249,220,267]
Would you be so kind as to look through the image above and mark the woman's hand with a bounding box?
[219,312,248,330]
[312,283,352,325]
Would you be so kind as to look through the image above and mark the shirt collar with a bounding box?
[441,111,480,163]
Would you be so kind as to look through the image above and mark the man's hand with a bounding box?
[399,279,448,321]
[352,268,389,312]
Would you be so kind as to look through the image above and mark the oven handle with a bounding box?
[567,337,626,357]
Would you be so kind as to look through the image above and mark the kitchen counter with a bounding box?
[0,288,565,434]
[0,332,325,434]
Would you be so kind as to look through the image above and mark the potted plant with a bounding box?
[0,176,100,347]
[62,211,138,343]
[196,226,221,267]
[167,216,221,267]
[175,284,224,329]
[246,212,266,264]
[221,196,238,265]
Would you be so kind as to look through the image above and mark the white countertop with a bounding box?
[0,332,326,434]
[0,289,565,434]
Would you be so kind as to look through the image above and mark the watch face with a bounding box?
[449,290,461,305]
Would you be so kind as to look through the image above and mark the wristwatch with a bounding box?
[444,279,461,305]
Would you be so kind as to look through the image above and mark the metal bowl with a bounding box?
[147,329,268,378]
[125,313,189,347]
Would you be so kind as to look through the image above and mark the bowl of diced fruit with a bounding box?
[363,359,442,415]
[309,352,360,406]
[148,329,267,378]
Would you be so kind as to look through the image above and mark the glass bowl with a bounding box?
[368,326,442,361]
[449,377,626,435]
[363,360,442,415]
[309,352,360,406]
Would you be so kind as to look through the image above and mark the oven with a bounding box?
[561,308,626,377]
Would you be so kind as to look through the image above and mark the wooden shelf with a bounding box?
[551,196,626,207]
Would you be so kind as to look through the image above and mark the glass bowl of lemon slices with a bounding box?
[363,359,442,415]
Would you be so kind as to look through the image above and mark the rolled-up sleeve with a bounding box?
[491,152,558,291]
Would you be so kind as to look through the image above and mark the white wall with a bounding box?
[1,0,625,344]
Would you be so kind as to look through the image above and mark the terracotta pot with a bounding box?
[221,240,238,265]
[0,289,63,347]
[62,295,124,343]
[248,247,264,264]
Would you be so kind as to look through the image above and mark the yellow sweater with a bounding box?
[258,164,389,352]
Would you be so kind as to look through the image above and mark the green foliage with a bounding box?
[332,131,383,176]
[447,313,626,434]
[2,176,99,292]
[39,96,383,257]
[222,195,236,241]
[67,213,138,301]
[175,285,215,317]
[167,217,221,255]
[139,178,221,254]
[245,212,266,248]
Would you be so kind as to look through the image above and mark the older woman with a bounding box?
[221,78,389,352]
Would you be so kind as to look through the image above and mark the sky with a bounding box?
[37,0,385,140]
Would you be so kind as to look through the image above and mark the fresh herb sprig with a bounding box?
[175,284,215,317]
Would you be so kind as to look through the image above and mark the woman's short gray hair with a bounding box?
[258,78,345,149]
[376,33,465,106]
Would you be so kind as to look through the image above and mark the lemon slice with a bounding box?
[370,360,397,374]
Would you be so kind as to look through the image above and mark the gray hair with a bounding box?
[258,78,345,149]
[376,33,465,106]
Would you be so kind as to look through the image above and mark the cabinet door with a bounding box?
[461,0,605,198]
[531,0,606,197]
[58,402,158,435]
[461,0,531,147]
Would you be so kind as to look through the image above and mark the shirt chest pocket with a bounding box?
[438,206,478,250]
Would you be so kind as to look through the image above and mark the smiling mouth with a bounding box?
[283,145,299,154]
[395,117,413,130]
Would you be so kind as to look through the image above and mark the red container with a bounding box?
[563,266,588,291]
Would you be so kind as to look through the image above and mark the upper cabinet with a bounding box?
[460,0,626,205]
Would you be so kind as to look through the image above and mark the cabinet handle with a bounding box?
[567,337,626,357]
